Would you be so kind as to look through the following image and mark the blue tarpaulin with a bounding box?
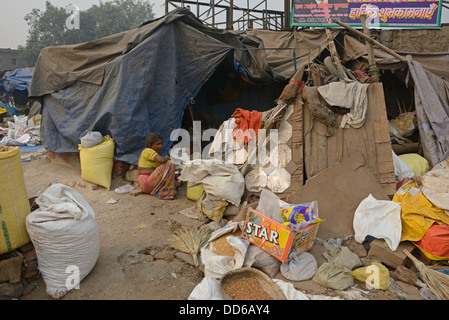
[29,9,330,165]
[0,67,34,93]
[37,15,235,165]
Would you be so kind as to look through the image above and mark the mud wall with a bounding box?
[374,24,449,53]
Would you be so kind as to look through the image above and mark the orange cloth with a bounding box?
[414,223,449,260]
[231,108,262,145]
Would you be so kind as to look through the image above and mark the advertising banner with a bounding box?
[291,0,442,29]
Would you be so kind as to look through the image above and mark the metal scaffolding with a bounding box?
[165,0,291,31]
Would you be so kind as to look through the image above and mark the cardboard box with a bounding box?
[241,208,321,262]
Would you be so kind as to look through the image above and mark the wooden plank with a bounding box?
[279,99,305,202]
[301,82,396,197]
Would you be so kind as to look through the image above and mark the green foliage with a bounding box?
[18,0,155,66]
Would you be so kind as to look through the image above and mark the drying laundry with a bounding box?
[317,81,369,129]
[231,108,262,145]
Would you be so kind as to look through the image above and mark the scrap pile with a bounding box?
[0,67,40,148]
[170,30,449,300]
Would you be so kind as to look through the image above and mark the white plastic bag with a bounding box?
[244,245,281,278]
[280,252,318,281]
[25,183,100,299]
[179,160,245,206]
[255,189,284,224]
[392,150,414,181]
[188,277,310,300]
[353,194,402,251]
[114,184,135,194]
[188,277,223,300]
[80,131,104,148]
[8,115,28,140]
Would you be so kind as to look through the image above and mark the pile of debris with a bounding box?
[0,242,40,299]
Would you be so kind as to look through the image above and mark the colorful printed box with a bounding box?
[241,208,321,262]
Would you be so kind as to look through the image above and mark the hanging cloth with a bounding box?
[231,108,262,146]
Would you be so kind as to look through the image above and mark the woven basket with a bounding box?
[219,267,287,300]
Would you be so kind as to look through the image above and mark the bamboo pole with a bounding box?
[331,18,407,63]
[360,15,379,82]
[325,29,347,80]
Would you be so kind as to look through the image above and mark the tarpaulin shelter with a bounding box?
[0,67,34,116]
[29,8,334,165]
[0,67,34,93]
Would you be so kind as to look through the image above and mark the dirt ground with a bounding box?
[17,150,405,301]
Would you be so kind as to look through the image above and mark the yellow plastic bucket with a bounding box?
[0,147,31,254]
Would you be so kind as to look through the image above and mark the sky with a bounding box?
[0,0,286,49]
[0,0,447,49]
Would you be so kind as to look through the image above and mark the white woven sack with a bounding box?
[26,183,100,299]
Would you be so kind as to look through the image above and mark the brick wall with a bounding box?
[0,49,23,72]
[375,24,449,53]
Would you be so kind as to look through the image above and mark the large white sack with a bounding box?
[201,222,249,279]
[188,277,310,300]
[353,194,402,251]
[179,159,245,206]
[26,183,100,299]
[280,252,318,281]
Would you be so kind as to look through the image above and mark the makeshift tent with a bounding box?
[342,34,449,168]
[0,67,34,114]
[0,67,34,93]
[29,8,334,165]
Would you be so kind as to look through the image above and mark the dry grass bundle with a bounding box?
[276,66,305,104]
[404,249,449,300]
[168,227,212,267]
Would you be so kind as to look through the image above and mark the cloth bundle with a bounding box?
[231,108,262,145]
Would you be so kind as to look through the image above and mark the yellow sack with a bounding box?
[79,135,115,189]
[351,262,390,290]
[398,153,429,176]
[196,192,228,222]
[390,112,416,137]
[187,182,204,201]
[0,147,31,254]
[393,190,449,242]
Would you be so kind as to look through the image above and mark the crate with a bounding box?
[241,208,321,262]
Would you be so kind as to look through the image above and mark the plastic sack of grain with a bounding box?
[79,135,115,189]
[201,221,249,278]
[0,146,31,254]
[25,183,99,299]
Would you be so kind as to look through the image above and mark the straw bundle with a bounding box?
[403,249,449,300]
[276,66,305,104]
[168,227,212,267]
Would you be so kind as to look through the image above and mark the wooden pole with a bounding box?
[285,0,290,29]
[332,18,407,63]
[360,15,379,82]
[325,29,347,80]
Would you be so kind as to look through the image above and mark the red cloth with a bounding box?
[415,223,449,259]
[231,108,262,145]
